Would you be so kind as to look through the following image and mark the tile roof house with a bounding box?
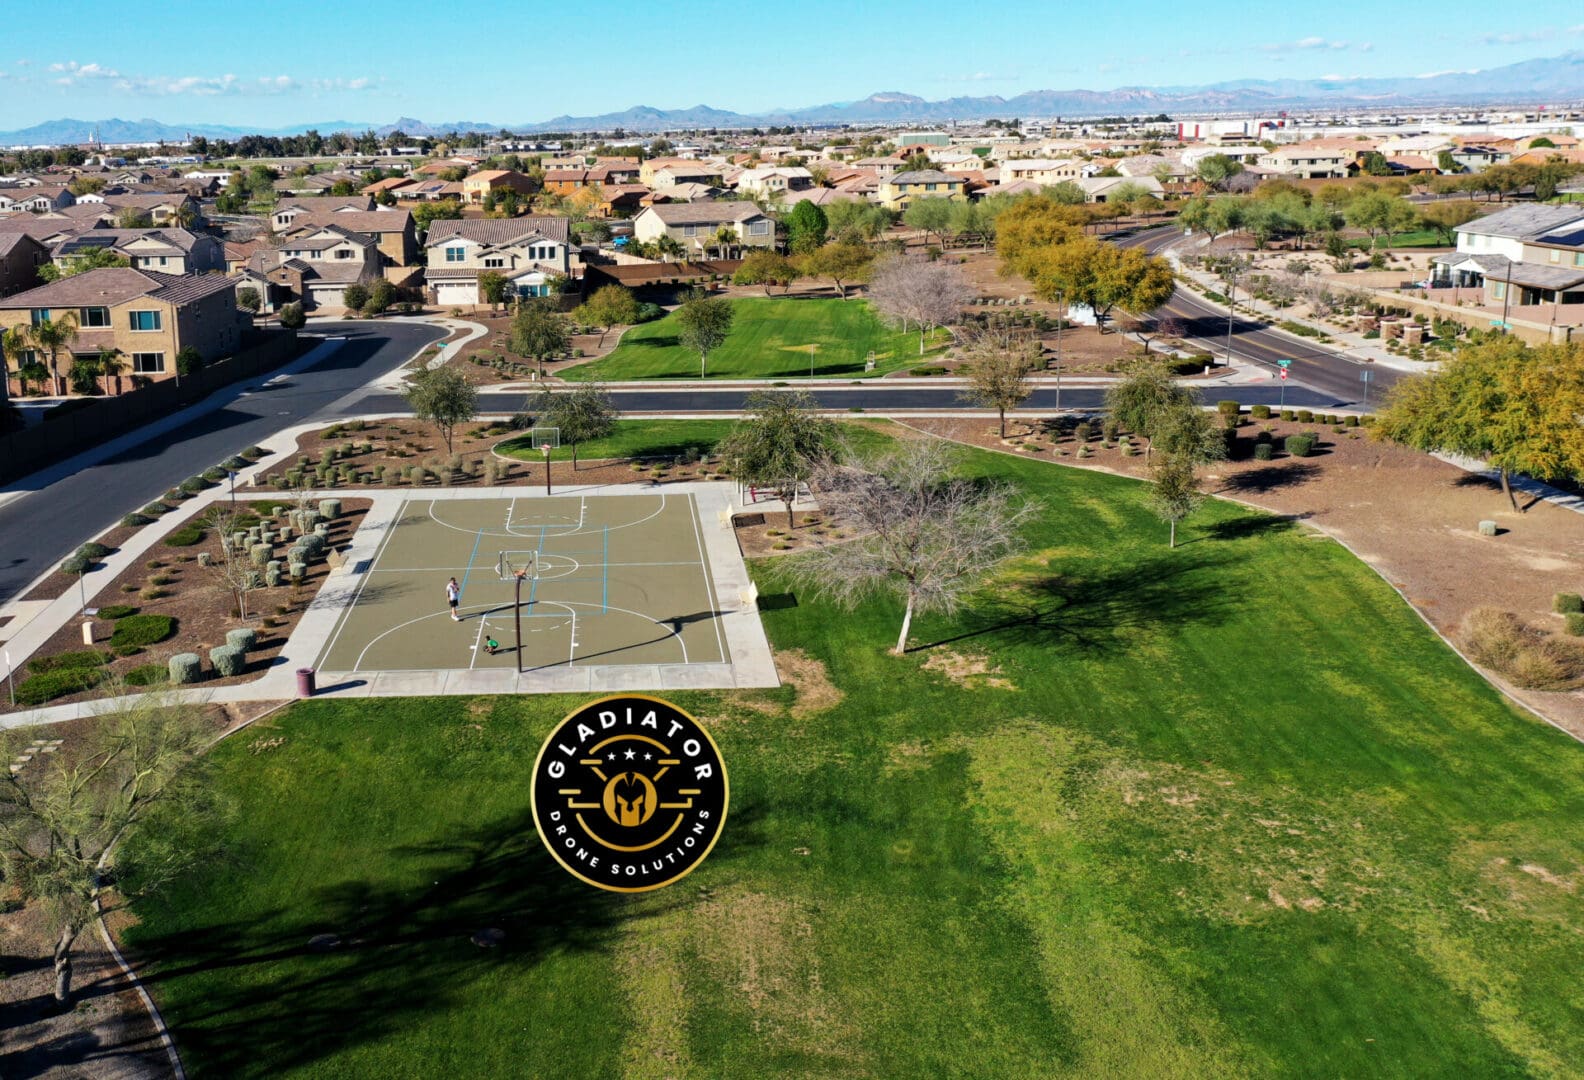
[52,228,223,275]
[235,224,384,313]
[1431,203,1584,307]
[0,232,50,298]
[278,208,418,266]
[631,202,775,257]
[878,170,967,211]
[461,169,537,205]
[0,267,246,393]
[423,217,573,306]
[0,185,76,214]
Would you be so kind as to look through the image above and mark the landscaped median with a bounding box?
[105,425,1584,1078]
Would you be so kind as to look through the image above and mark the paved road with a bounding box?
[1115,224,1406,406]
[0,321,443,604]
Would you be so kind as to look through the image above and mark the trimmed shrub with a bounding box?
[1216,400,1240,418]
[168,653,203,684]
[1280,410,1296,421]
[1284,433,1318,458]
[1553,592,1583,614]
[1344,415,1360,428]
[1296,410,1314,423]
[179,476,210,493]
[226,627,258,651]
[142,502,170,516]
[164,524,206,547]
[110,614,176,650]
[197,552,213,567]
[1253,442,1275,461]
[60,553,91,575]
[121,512,154,528]
[223,455,250,470]
[16,667,102,705]
[28,649,111,674]
[97,604,138,620]
[202,466,228,482]
[250,543,273,567]
[1250,404,1271,420]
[210,645,246,677]
[1567,613,1584,637]
[319,498,342,519]
[125,663,168,687]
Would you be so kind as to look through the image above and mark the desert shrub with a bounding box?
[1101,417,1120,442]
[1280,410,1296,421]
[110,614,176,650]
[210,645,246,678]
[97,604,138,620]
[16,667,102,705]
[202,467,228,482]
[1296,410,1314,423]
[1566,613,1584,637]
[1461,607,1584,690]
[1344,415,1359,428]
[1253,443,1274,461]
[125,663,168,687]
[168,653,203,684]
[121,512,154,528]
[164,524,206,547]
[27,649,111,674]
[1216,400,1240,419]
[142,502,171,516]
[60,553,91,575]
[226,627,258,651]
[1553,592,1583,614]
[180,476,210,493]
[319,498,342,519]
[1251,404,1271,420]
[1284,433,1318,458]
[1073,421,1092,443]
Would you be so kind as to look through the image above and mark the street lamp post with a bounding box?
[540,443,552,496]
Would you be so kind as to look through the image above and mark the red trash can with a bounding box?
[296,667,316,698]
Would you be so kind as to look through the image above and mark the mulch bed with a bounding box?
[2,500,369,715]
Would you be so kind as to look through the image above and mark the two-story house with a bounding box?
[1431,204,1584,308]
[235,224,384,313]
[631,202,775,258]
[0,186,76,214]
[423,217,572,306]
[735,167,814,197]
[1256,144,1351,179]
[270,196,376,232]
[275,207,417,267]
[98,192,201,226]
[878,170,968,211]
[0,232,50,296]
[52,228,224,276]
[461,169,537,205]
[0,267,245,393]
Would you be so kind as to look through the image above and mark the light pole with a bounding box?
[540,442,552,496]
[1054,288,1065,412]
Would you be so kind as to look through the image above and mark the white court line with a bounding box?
[469,610,488,669]
[316,496,407,669]
[687,495,728,664]
[367,561,704,573]
[349,602,503,671]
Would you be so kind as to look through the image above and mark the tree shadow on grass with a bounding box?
[909,551,1238,656]
[1216,462,1321,495]
[125,800,766,1077]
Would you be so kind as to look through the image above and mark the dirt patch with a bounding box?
[772,648,843,719]
[4,501,368,715]
[920,649,1016,691]
[903,415,1584,739]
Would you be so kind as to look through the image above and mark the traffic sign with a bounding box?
[1279,369,1288,380]
[1359,370,1371,381]
[1277,359,1292,368]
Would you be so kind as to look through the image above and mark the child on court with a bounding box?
[446,577,460,621]
[485,636,499,656]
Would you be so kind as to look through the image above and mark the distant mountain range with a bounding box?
[4,52,1583,146]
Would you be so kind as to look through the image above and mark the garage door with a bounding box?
[435,281,478,305]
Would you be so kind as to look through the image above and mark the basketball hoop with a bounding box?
[539,443,552,457]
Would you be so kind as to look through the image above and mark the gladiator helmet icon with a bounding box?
[603,769,657,827]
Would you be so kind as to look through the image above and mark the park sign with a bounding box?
[531,695,728,893]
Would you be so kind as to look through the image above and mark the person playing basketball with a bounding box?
[446,577,460,621]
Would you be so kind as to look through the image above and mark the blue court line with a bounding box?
[458,527,485,600]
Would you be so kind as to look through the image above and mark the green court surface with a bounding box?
[316,495,727,673]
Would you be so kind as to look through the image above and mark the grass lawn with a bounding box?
[496,417,896,465]
[1352,229,1452,250]
[560,297,947,381]
[123,428,1584,1078]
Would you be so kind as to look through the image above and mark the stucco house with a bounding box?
[631,202,775,258]
[1431,203,1584,308]
[423,217,573,306]
[878,170,967,211]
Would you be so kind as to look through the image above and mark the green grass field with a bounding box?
[123,429,1584,1078]
[495,418,895,465]
[560,297,946,381]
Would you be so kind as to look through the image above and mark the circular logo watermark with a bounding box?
[531,695,729,892]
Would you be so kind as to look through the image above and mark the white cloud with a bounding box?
[1478,25,1584,44]
[1417,68,1482,79]
[42,62,379,96]
[49,61,121,80]
[1261,37,1372,53]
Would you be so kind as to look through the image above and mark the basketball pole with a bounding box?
[514,569,525,674]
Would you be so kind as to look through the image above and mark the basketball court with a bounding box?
[314,491,746,680]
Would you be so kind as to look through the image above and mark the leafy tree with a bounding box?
[783,200,828,255]
[733,251,799,295]
[365,278,397,315]
[994,194,1087,277]
[1419,201,1482,245]
[278,302,306,330]
[1195,154,1244,190]
[1529,137,1557,150]
[783,438,1036,654]
[1043,180,1087,205]
[27,312,79,396]
[509,301,571,378]
[38,245,131,282]
[342,282,370,312]
[1358,151,1393,176]
[1344,190,1406,249]
[175,346,203,377]
[412,199,464,232]
[477,271,510,312]
[68,353,102,396]
[531,382,618,470]
[958,319,1040,437]
[903,197,954,248]
[1437,150,1460,174]
[404,366,477,454]
[674,294,735,377]
[236,286,262,313]
[1374,338,1584,510]
[717,390,835,528]
[580,284,640,345]
[114,208,153,229]
[798,242,874,299]
[825,200,893,244]
[0,693,220,1006]
[1104,358,1198,462]
[1020,238,1174,333]
[902,152,933,172]
[1150,455,1202,548]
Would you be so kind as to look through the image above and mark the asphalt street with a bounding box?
[0,321,443,604]
[1115,224,1406,406]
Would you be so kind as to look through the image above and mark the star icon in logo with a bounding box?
[644,752,652,761]
[623,747,636,760]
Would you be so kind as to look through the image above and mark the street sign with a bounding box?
[1279,369,1288,380]
[1360,371,1371,382]
[1490,320,1511,329]
[1277,359,1292,368]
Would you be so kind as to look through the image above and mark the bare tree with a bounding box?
[206,506,263,620]
[866,255,972,355]
[784,439,1037,654]
[0,691,219,1005]
[958,319,1040,437]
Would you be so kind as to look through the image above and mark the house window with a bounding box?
[30,308,50,326]
[749,221,770,236]
[131,351,165,373]
[79,306,110,328]
[1574,252,1584,267]
[484,257,505,268]
[1493,282,1507,300]
[158,256,167,266]
[445,246,466,262]
[926,183,937,191]
[129,310,162,331]
[683,226,700,238]
[336,249,354,259]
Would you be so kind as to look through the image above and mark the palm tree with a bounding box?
[656,235,684,263]
[17,359,49,396]
[1,324,27,396]
[713,226,737,260]
[166,203,198,230]
[96,346,129,396]
[28,313,79,396]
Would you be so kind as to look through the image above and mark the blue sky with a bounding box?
[1,0,1580,128]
